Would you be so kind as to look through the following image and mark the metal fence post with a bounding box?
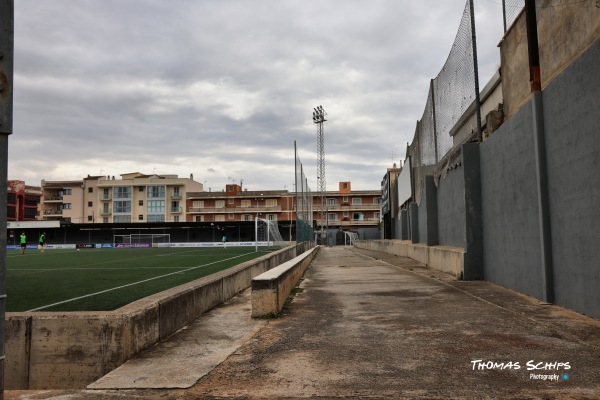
[0,1,14,397]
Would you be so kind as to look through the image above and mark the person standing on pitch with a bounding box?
[39,232,46,253]
[222,233,227,249]
[20,232,27,255]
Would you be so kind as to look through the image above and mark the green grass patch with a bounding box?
[6,246,268,312]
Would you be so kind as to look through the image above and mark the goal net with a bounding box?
[255,218,287,251]
[113,234,171,247]
[344,231,360,247]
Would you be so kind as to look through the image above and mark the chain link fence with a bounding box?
[407,0,481,204]
[503,0,525,33]
[294,142,314,242]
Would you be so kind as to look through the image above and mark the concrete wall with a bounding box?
[5,241,313,390]
[436,165,466,249]
[390,33,600,318]
[542,38,600,317]
[251,247,319,317]
[480,101,543,299]
[354,240,464,278]
[500,1,600,120]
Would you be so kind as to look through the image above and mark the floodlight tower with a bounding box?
[313,105,327,243]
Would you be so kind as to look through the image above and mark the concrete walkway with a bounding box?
[6,246,600,399]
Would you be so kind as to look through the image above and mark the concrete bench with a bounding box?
[251,247,319,317]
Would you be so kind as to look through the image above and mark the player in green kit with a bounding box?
[39,232,46,253]
[20,232,27,255]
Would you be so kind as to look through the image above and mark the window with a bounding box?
[374,212,381,220]
[139,186,144,192]
[60,203,72,210]
[241,200,251,208]
[352,198,362,205]
[343,211,349,217]
[228,198,234,204]
[173,215,179,222]
[87,215,93,222]
[266,199,277,207]
[63,189,72,195]
[147,185,165,198]
[173,186,180,197]
[171,201,180,212]
[102,188,110,200]
[114,187,132,199]
[193,200,204,208]
[196,216,204,222]
[139,215,144,221]
[147,200,165,213]
[139,200,144,206]
[343,182,348,189]
[147,215,165,223]
[215,200,225,208]
[114,201,131,213]
[343,196,348,202]
[113,215,131,223]
[327,198,337,206]
[267,214,277,221]
[328,213,337,221]
[103,217,109,223]
[243,214,253,221]
[88,201,93,207]
[88,187,93,193]
[215,215,225,221]
[229,213,234,219]
[373,198,382,205]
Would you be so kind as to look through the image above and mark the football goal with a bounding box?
[255,218,287,251]
[344,231,360,247]
[113,233,171,246]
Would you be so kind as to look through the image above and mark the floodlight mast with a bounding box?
[313,105,327,244]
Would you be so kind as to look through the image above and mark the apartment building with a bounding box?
[7,180,42,221]
[315,182,381,230]
[40,173,203,223]
[186,183,293,223]
[187,181,381,232]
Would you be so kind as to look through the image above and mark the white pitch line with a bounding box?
[27,252,253,312]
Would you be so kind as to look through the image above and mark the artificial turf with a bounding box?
[6,246,267,312]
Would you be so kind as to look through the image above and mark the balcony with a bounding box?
[43,196,64,203]
[322,203,381,212]
[170,207,183,214]
[314,218,379,227]
[188,205,282,214]
[43,208,63,216]
[100,194,112,201]
[99,208,112,216]
[170,192,182,200]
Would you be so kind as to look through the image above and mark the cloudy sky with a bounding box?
[9,0,507,192]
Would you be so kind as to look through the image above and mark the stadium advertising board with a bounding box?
[115,243,152,248]
[157,242,270,248]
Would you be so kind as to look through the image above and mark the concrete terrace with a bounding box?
[7,246,600,399]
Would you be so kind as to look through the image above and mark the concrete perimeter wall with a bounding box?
[5,241,313,390]
[481,38,600,317]
[395,37,600,319]
[354,240,464,278]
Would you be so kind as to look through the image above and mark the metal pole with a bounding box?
[502,0,507,33]
[0,1,14,397]
[525,0,554,303]
[469,0,483,142]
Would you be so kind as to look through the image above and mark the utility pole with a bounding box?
[0,1,14,397]
[313,105,327,244]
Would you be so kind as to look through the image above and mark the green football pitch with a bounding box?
[6,246,269,312]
